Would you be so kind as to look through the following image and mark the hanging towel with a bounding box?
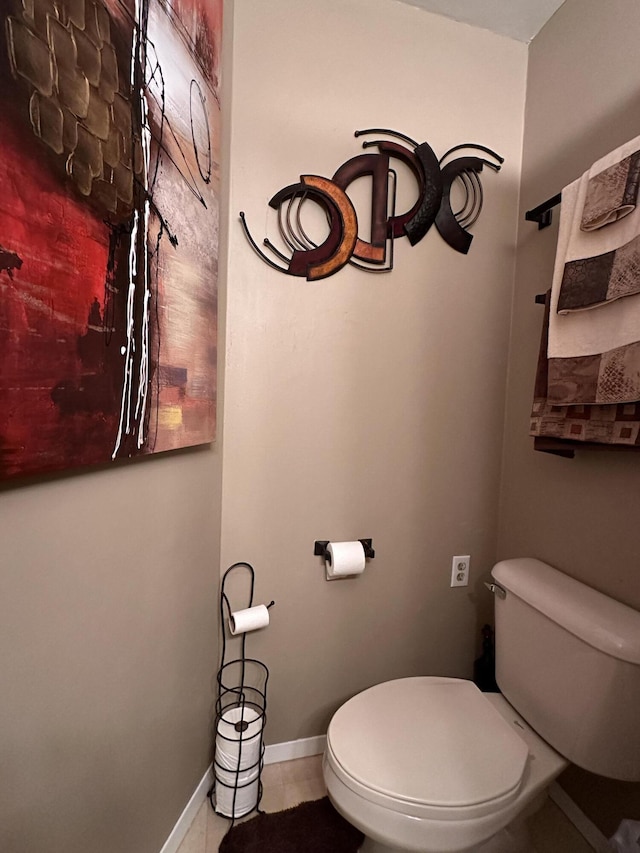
[581,149,640,232]
[558,222,640,312]
[547,168,640,405]
[548,138,640,365]
[531,293,640,446]
[552,134,640,316]
[547,339,640,405]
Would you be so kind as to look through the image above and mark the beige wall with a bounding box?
[222,0,527,744]
[0,450,223,853]
[499,0,640,833]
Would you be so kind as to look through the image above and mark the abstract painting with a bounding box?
[0,0,222,480]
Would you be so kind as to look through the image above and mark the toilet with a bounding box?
[323,558,640,853]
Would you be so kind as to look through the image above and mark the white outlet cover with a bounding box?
[451,555,470,587]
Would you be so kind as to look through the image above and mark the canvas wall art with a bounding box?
[0,0,222,480]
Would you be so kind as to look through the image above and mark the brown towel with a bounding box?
[547,339,640,405]
[530,293,640,445]
[557,231,640,312]
[548,173,640,358]
[581,150,640,231]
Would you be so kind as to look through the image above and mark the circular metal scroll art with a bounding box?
[240,129,503,279]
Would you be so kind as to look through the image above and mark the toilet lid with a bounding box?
[326,677,529,814]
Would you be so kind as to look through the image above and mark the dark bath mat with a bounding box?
[218,796,364,853]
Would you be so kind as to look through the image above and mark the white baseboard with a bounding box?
[264,734,326,764]
[549,782,612,853]
[159,765,213,853]
[158,736,326,852]
[161,745,608,853]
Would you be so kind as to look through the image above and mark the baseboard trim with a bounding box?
[161,747,608,853]
[549,782,611,853]
[159,764,213,853]
[159,737,326,852]
[264,734,326,765]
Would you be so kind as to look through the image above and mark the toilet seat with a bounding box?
[326,677,530,822]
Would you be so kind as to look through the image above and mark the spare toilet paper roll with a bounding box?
[325,540,366,580]
[215,706,263,772]
[214,766,260,818]
[229,604,269,635]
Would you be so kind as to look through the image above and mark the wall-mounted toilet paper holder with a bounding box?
[314,539,375,562]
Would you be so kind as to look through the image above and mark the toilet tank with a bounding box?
[491,558,640,781]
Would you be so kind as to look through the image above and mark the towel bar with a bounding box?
[525,192,562,229]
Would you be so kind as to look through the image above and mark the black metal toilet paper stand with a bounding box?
[208,562,273,824]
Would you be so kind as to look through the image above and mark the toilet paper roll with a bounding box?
[215,764,259,787]
[214,766,260,818]
[214,709,261,819]
[215,706,264,772]
[215,741,261,772]
[325,540,366,580]
[216,706,263,745]
[229,604,269,635]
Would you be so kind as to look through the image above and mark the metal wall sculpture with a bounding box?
[240,129,503,281]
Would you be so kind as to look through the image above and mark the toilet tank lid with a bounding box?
[492,559,640,665]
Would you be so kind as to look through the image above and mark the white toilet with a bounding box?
[323,558,640,853]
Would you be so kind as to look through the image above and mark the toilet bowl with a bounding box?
[323,558,640,853]
[324,676,566,853]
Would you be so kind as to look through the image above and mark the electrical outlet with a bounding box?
[451,555,470,587]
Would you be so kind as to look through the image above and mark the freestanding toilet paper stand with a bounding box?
[208,562,273,823]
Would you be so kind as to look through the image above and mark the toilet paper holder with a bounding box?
[209,562,272,824]
[314,539,375,562]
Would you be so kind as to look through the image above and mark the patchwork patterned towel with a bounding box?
[581,149,640,231]
[547,338,640,405]
[548,139,640,374]
[558,232,640,313]
[531,294,640,445]
[554,135,640,315]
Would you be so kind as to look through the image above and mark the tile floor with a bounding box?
[176,755,326,853]
[175,754,596,853]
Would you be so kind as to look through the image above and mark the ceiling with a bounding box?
[395,0,567,43]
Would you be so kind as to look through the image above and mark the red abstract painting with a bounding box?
[0,0,222,479]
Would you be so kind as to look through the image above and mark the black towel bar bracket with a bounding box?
[525,192,562,229]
